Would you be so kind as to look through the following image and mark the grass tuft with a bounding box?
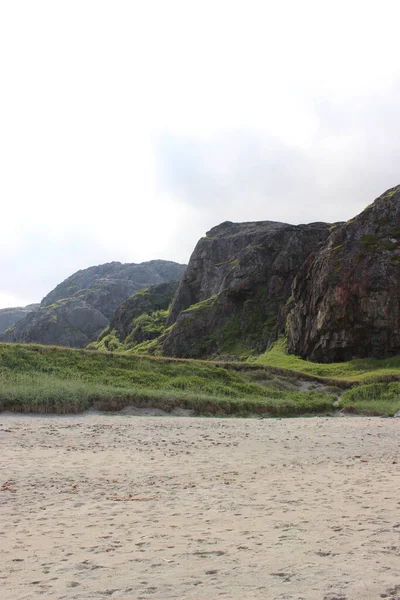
[254,338,400,384]
[338,382,400,416]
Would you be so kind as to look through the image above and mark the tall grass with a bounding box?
[1,342,399,416]
[339,382,400,416]
[254,338,400,383]
[0,343,333,416]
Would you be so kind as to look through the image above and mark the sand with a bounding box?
[1,413,400,600]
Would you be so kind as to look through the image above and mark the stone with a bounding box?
[0,261,186,347]
[0,304,39,334]
[288,185,400,361]
[161,220,333,358]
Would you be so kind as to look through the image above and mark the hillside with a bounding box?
[1,343,399,416]
[0,304,39,334]
[0,261,186,348]
[91,281,179,353]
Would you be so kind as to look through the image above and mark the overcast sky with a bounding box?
[1,1,400,307]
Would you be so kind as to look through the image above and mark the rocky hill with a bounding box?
[91,280,179,353]
[0,304,39,334]
[2,186,398,362]
[160,220,333,358]
[0,261,186,347]
[287,185,400,361]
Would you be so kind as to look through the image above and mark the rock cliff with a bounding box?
[287,185,400,361]
[0,304,39,334]
[0,261,186,347]
[161,220,333,358]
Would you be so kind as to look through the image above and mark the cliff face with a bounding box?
[161,220,333,358]
[0,304,39,334]
[287,186,400,362]
[0,261,186,348]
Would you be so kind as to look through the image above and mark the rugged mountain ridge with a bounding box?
[0,304,39,334]
[2,185,398,362]
[0,261,186,347]
[161,220,333,358]
[287,185,400,361]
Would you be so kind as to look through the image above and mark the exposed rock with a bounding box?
[41,260,186,319]
[288,185,400,362]
[0,304,39,334]
[161,220,333,358]
[0,261,186,348]
[0,298,108,347]
[92,281,179,352]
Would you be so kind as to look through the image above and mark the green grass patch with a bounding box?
[0,343,333,416]
[338,382,400,416]
[182,294,220,314]
[2,340,399,417]
[253,338,400,384]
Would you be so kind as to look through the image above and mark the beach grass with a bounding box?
[1,341,399,417]
[338,382,400,416]
[253,338,400,384]
[0,343,333,416]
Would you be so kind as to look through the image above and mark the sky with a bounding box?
[1,0,400,307]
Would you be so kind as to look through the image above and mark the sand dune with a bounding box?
[1,413,400,599]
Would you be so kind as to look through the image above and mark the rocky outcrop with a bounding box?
[93,281,179,352]
[1,298,109,347]
[288,185,400,362]
[41,260,186,319]
[161,220,333,358]
[0,304,39,334]
[0,261,186,348]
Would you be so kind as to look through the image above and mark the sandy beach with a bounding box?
[1,413,399,600]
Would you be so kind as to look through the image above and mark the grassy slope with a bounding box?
[0,343,332,416]
[1,339,399,417]
[254,338,400,383]
[253,338,400,416]
[338,382,400,416]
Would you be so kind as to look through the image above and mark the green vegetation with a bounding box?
[215,258,240,268]
[0,343,333,416]
[339,382,400,416]
[384,187,399,200]
[254,337,400,384]
[389,227,400,238]
[125,310,168,344]
[253,338,400,416]
[93,310,169,354]
[128,337,162,355]
[177,288,282,360]
[1,337,399,417]
[90,283,178,354]
[182,294,220,314]
[359,234,398,252]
